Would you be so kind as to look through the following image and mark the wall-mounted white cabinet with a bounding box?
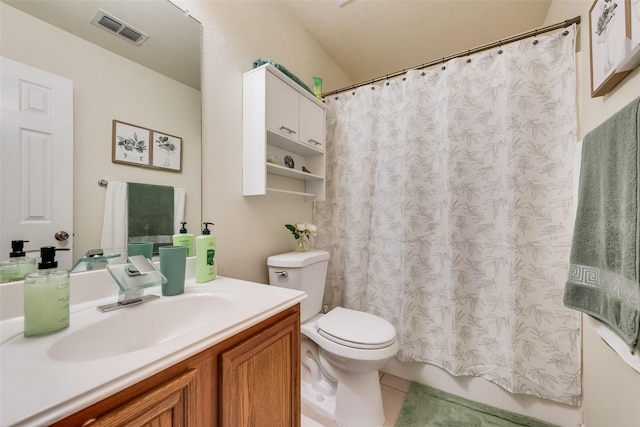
[243,64,326,201]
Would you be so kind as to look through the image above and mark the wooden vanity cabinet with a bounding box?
[52,305,300,427]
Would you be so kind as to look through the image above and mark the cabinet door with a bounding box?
[299,97,325,151]
[266,72,299,140]
[83,369,197,427]
[220,312,300,427]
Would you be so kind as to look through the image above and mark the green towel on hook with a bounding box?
[564,97,640,352]
[127,182,174,254]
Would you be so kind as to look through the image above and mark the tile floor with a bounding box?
[301,372,411,427]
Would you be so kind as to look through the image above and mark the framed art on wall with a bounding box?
[152,131,183,172]
[589,0,640,97]
[112,120,151,167]
[112,120,183,172]
[620,0,640,69]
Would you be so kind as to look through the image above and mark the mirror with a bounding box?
[0,0,202,271]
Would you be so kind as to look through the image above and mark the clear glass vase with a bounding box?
[294,235,311,252]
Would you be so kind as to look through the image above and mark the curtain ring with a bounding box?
[562,30,569,36]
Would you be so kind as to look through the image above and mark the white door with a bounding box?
[1,57,73,270]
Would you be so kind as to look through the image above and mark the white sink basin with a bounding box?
[47,294,232,362]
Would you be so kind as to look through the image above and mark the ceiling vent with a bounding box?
[90,10,149,46]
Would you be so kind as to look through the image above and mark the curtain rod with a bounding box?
[322,16,581,98]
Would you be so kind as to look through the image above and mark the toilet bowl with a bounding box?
[268,250,399,427]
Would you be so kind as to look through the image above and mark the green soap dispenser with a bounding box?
[23,246,70,337]
[196,222,216,283]
[172,222,194,256]
[0,240,37,283]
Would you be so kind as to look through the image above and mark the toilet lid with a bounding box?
[316,307,397,350]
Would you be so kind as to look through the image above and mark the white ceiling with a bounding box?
[282,0,553,86]
[4,0,554,93]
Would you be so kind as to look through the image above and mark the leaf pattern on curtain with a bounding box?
[314,26,581,405]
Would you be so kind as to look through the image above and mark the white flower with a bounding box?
[285,223,318,239]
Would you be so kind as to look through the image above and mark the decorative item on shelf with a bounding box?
[302,166,311,173]
[284,155,295,168]
[267,155,278,164]
[285,223,317,252]
[313,76,323,99]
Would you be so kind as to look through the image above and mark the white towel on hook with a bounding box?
[100,181,128,263]
[100,181,186,263]
[174,187,186,232]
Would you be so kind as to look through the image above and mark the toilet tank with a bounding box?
[267,250,329,322]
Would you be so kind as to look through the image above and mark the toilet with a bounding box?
[268,249,399,427]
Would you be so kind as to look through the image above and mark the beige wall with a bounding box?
[181,0,352,283]
[0,3,202,261]
[546,1,640,426]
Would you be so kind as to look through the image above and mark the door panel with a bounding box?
[1,57,73,269]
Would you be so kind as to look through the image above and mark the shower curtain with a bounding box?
[314,26,581,405]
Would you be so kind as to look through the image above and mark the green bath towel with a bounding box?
[253,59,315,95]
[127,182,174,254]
[564,97,640,352]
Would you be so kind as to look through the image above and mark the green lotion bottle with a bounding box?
[0,240,36,283]
[172,222,194,256]
[23,246,70,337]
[196,222,216,283]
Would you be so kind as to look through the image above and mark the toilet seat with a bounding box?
[316,307,396,349]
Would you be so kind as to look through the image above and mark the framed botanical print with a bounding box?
[589,0,638,97]
[112,120,183,172]
[151,131,183,172]
[112,120,150,167]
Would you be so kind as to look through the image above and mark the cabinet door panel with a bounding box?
[85,369,197,427]
[220,312,300,427]
[266,73,299,139]
[299,97,325,151]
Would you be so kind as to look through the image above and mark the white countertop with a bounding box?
[0,269,306,426]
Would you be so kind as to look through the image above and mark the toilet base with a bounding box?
[301,370,385,427]
[301,339,386,427]
[301,377,337,421]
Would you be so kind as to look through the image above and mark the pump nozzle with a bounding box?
[202,222,214,235]
[179,222,188,234]
[10,240,29,257]
[38,246,70,269]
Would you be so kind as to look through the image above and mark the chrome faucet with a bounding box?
[97,255,161,312]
